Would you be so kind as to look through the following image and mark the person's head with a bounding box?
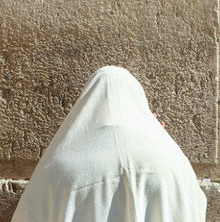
[46,65,167,155]
[75,65,152,131]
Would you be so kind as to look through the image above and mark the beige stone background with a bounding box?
[0,0,219,221]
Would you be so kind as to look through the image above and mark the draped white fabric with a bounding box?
[11,66,207,222]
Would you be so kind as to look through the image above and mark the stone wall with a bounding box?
[0,0,219,221]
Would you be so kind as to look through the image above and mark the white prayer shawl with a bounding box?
[11,66,207,222]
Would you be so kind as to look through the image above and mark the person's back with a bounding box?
[11,66,207,222]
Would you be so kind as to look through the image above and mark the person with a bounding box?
[153,112,166,129]
[11,65,207,222]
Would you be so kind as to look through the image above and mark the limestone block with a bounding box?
[200,181,220,222]
[0,179,28,222]
[0,0,219,179]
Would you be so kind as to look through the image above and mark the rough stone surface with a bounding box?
[0,0,219,168]
[0,179,28,222]
[200,182,220,222]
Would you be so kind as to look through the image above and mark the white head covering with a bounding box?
[11,65,207,222]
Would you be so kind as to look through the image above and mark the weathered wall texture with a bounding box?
[0,0,219,221]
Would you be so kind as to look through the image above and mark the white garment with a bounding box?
[11,65,207,222]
